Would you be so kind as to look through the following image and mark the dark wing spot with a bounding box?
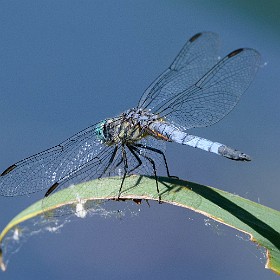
[0,164,17,176]
[189,32,202,42]
[228,48,244,58]
[45,182,59,197]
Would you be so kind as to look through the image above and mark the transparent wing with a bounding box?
[0,122,106,196]
[138,32,220,110]
[155,48,261,129]
[45,135,166,195]
[42,136,166,216]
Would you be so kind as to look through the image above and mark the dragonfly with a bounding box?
[0,32,260,206]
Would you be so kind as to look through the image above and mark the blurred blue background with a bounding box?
[0,1,279,279]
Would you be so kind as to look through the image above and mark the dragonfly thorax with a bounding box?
[100,108,159,145]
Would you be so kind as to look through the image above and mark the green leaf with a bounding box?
[0,175,279,275]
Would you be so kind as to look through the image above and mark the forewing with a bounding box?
[42,136,167,216]
[0,122,105,196]
[156,48,261,129]
[44,135,166,189]
[138,32,220,111]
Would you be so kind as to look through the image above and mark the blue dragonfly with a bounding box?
[0,32,260,205]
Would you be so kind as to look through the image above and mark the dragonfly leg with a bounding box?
[99,145,118,178]
[126,145,143,173]
[118,145,128,199]
[134,143,178,179]
[114,153,124,169]
[131,145,161,202]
